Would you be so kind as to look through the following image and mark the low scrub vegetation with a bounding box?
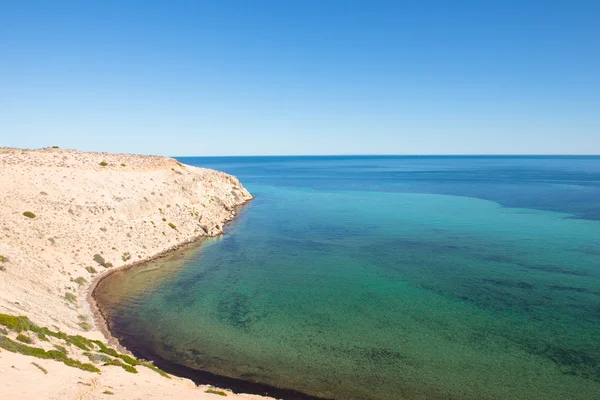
[0,313,170,377]
[64,292,77,303]
[205,388,228,396]
[79,321,90,331]
[0,335,100,373]
[93,254,113,268]
[53,344,67,354]
[0,314,32,332]
[73,276,87,286]
[23,211,36,218]
[85,266,97,274]
[83,351,112,363]
[99,161,108,167]
[102,358,138,373]
[16,333,33,344]
[141,361,170,378]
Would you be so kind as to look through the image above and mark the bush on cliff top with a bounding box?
[0,335,100,373]
[205,388,228,396]
[93,254,113,268]
[0,314,33,332]
[16,333,33,344]
[0,313,168,377]
[85,266,97,274]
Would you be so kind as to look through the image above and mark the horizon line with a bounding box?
[174,154,600,158]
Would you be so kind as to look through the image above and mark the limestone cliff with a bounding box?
[0,147,252,330]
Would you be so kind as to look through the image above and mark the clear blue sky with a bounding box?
[1,0,599,155]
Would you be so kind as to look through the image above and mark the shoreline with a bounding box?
[87,200,332,400]
[87,198,252,351]
[0,147,285,399]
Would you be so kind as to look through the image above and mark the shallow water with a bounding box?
[95,156,600,400]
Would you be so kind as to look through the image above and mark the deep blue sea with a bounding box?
[95,156,600,400]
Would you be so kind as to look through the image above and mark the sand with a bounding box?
[0,147,275,399]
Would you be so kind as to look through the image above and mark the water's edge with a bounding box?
[88,199,333,400]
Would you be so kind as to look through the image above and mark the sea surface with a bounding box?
[95,156,600,400]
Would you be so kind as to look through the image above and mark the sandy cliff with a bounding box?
[0,147,271,399]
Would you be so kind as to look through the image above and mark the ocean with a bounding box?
[94,156,600,400]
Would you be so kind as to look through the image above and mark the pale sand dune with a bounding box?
[0,147,275,399]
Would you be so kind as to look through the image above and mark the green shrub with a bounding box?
[121,252,131,262]
[141,361,171,378]
[0,314,33,332]
[41,327,68,341]
[16,333,33,344]
[37,331,48,341]
[92,254,113,268]
[99,161,108,167]
[91,340,119,357]
[168,222,177,230]
[83,352,112,363]
[51,146,59,149]
[73,277,87,286]
[120,163,126,167]
[66,335,93,351]
[0,335,100,373]
[23,211,36,218]
[93,254,106,266]
[103,358,138,373]
[162,217,166,222]
[0,335,46,357]
[79,321,90,331]
[205,388,228,396]
[85,266,97,274]
[64,292,77,303]
[53,344,67,354]
[89,341,140,367]
[103,391,114,395]
[0,255,6,262]
[117,353,139,366]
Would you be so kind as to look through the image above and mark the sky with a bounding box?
[1,0,599,156]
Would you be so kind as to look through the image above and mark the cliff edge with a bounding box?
[0,147,271,400]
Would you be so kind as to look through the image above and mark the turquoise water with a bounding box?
[95,156,600,400]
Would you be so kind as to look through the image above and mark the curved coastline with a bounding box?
[88,200,333,400]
